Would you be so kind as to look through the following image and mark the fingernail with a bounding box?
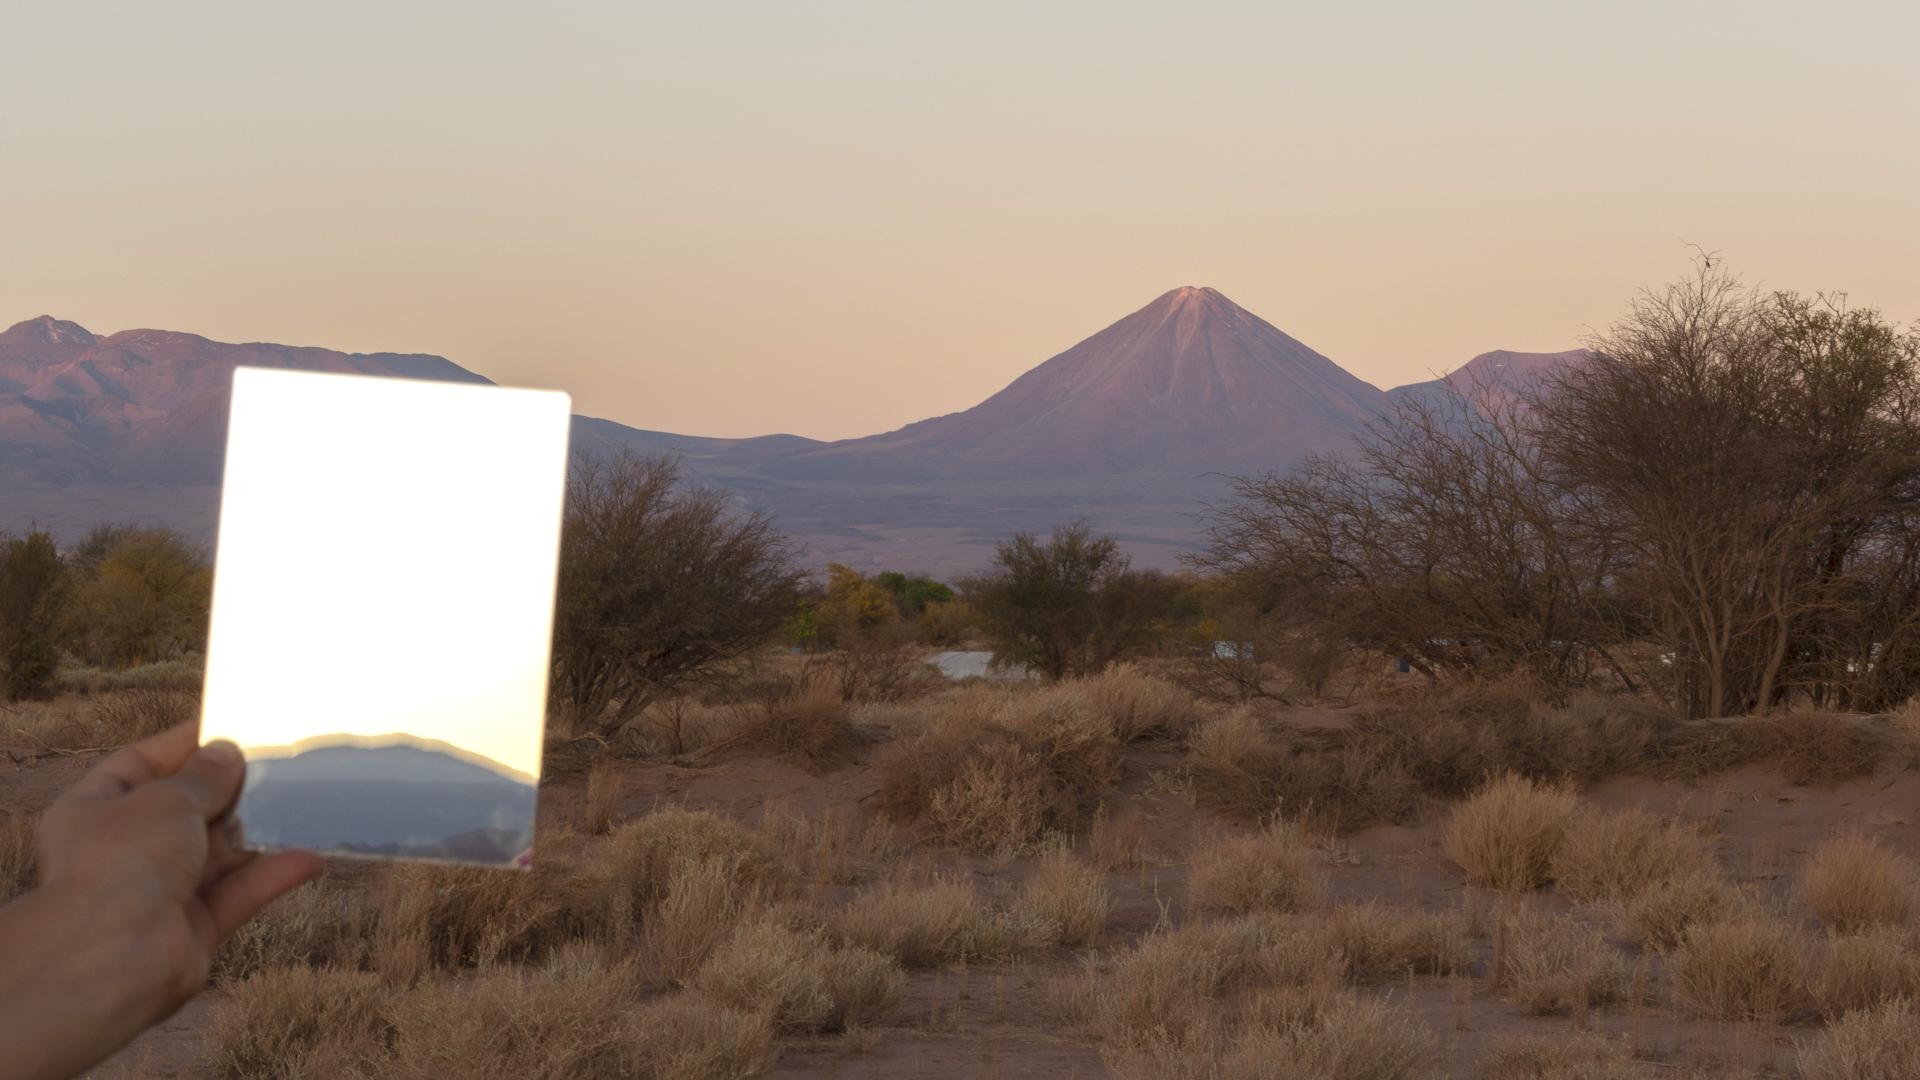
[197,740,242,767]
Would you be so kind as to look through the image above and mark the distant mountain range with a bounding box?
[0,290,1593,573]
[238,740,536,865]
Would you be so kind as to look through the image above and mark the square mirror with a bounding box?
[197,367,571,868]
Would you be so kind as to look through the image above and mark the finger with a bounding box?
[202,850,324,944]
[203,817,255,888]
[161,740,247,821]
[68,722,200,799]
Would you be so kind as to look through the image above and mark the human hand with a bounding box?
[0,723,321,1080]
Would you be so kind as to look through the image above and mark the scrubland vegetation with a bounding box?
[7,265,1920,1077]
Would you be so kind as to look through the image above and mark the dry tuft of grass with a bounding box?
[1443,774,1581,891]
[1479,1032,1650,1079]
[833,878,1038,968]
[1323,901,1471,982]
[692,919,904,1032]
[1,812,34,902]
[1220,993,1433,1080]
[384,950,647,1078]
[1798,833,1915,933]
[1551,807,1715,904]
[213,879,374,984]
[1798,998,1920,1080]
[1189,818,1324,915]
[701,676,864,772]
[1089,804,1149,870]
[1188,710,1286,814]
[1497,908,1632,1016]
[206,966,394,1079]
[591,807,789,940]
[1616,868,1741,950]
[89,687,199,745]
[1015,848,1113,947]
[1667,911,1808,1020]
[626,994,778,1080]
[1813,927,1920,1018]
[377,862,572,975]
[1081,662,1197,742]
[583,759,621,835]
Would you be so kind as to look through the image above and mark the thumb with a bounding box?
[167,740,246,821]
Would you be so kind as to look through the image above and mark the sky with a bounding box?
[4,1,1917,440]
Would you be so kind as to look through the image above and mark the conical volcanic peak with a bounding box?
[767,285,1389,482]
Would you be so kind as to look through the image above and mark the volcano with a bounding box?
[764,286,1388,482]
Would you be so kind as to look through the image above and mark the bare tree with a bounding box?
[550,452,804,738]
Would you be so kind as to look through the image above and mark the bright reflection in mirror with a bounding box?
[198,367,570,868]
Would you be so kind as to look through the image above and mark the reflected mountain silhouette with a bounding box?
[237,740,537,866]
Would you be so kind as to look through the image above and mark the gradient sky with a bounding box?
[5,2,1916,440]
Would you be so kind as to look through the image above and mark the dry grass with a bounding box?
[384,950,648,1078]
[1550,807,1715,904]
[1443,774,1581,891]
[1,812,33,902]
[1089,804,1149,870]
[88,687,198,745]
[1188,710,1286,814]
[1014,848,1113,947]
[1189,818,1324,915]
[206,966,393,1079]
[1497,908,1632,1016]
[51,658,203,695]
[626,994,778,1079]
[213,879,374,984]
[1082,662,1197,741]
[700,676,864,772]
[1798,832,1915,932]
[692,919,904,1032]
[1652,711,1892,786]
[1479,1032,1651,1079]
[1219,994,1433,1080]
[1323,901,1471,982]
[583,759,621,835]
[755,801,901,886]
[832,878,1039,967]
[1667,911,1808,1020]
[1616,868,1742,950]
[1812,927,1920,1018]
[877,683,1126,852]
[592,808,789,936]
[376,862,573,975]
[1797,998,1920,1080]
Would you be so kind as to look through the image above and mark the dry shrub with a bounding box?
[692,919,903,1032]
[877,687,1119,852]
[1,812,33,901]
[1189,711,1286,814]
[1551,808,1715,904]
[1081,662,1197,741]
[213,879,373,983]
[53,657,203,695]
[89,687,198,745]
[1190,819,1324,915]
[1323,902,1471,981]
[1497,909,1631,1016]
[1443,774,1581,891]
[592,808,788,936]
[832,878,1038,967]
[385,950,647,1078]
[628,994,777,1079]
[1221,994,1433,1080]
[1813,927,1920,1018]
[1480,1032,1650,1079]
[1015,848,1113,947]
[1617,868,1741,950]
[1090,805,1148,870]
[1652,712,1890,785]
[206,967,393,1079]
[1668,911,1808,1020]
[1063,916,1342,1054]
[755,801,900,886]
[700,675,863,771]
[583,759,621,835]
[377,862,574,974]
[1797,999,1920,1080]
[1798,833,1915,932]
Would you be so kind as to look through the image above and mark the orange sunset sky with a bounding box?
[4,2,1916,440]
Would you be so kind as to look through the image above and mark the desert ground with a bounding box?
[5,656,1918,1080]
